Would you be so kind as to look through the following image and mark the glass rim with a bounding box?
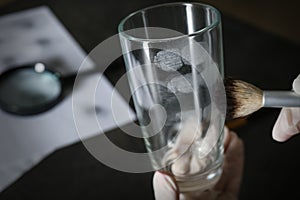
[118,2,221,42]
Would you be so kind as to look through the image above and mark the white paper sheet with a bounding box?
[0,6,135,192]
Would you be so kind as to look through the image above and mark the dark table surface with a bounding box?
[0,0,300,199]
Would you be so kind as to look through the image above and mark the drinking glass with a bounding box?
[118,2,226,192]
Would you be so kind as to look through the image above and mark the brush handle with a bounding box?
[263,91,300,107]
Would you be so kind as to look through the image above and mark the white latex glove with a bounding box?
[153,128,244,200]
[272,75,300,142]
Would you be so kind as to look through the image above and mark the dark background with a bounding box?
[0,0,300,199]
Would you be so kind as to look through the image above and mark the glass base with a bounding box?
[175,162,223,193]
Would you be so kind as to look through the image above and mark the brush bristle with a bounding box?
[224,78,263,120]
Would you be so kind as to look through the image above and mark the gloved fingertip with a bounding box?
[272,126,294,142]
[272,120,287,142]
[272,108,300,142]
[272,129,289,142]
[153,171,179,200]
[292,74,300,94]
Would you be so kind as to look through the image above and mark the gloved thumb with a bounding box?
[153,171,179,200]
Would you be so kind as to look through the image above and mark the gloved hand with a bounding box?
[153,128,244,200]
[272,75,300,142]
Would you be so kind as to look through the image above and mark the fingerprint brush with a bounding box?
[224,78,300,120]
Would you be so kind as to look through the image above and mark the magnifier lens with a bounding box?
[0,66,62,115]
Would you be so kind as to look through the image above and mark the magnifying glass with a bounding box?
[0,62,76,115]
